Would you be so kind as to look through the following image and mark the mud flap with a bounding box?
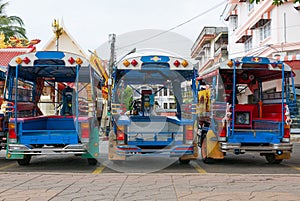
[82,128,100,159]
[179,143,199,161]
[206,130,224,159]
[108,130,126,161]
[275,152,291,160]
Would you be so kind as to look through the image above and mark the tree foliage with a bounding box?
[0,0,27,42]
[250,0,300,6]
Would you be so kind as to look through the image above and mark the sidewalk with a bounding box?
[0,172,300,201]
[291,133,300,142]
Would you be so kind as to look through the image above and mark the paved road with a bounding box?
[0,173,300,200]
[1,143,300,200]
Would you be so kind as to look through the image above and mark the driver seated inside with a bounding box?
[129,99,141,115]
[60,86,74,116]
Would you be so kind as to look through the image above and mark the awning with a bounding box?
[236,30,253,43]
[276,54,300,70]
[250,11,271,29]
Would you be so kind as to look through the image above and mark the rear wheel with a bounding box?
[87,158,98,165]
[265,154,283,164]
[17,155,31,166]
[201,137,214,164]
[179,158,190,164]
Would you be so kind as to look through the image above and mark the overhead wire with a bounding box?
[117,0,227,50]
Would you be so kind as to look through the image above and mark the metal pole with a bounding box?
[75,64,79,132]
[52,19,63,115]
[14,65,19,135]
[284,12,287,44]
[107,34,116,132]
[56,37,59,51]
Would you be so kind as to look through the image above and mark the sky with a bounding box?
[5,0,227,58]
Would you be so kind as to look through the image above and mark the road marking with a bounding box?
[191,162,207,174]
[0,163,17,171]
[92,164,106,174]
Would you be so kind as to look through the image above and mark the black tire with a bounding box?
[201,137,214,164]
[17,155,31,166]
[265,154,283,164]
[179,158,190,164]
[87,158,98,165]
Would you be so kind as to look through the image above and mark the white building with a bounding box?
[223,0,300,130]
[191,27,228,74]
[224,0,300,79]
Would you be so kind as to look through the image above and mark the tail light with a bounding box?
[8,123,17,143]
[81,122,90,142]
[218,126,227,142]
[185,125,194,143]
[117,125,125,144]
[282,124,290,143]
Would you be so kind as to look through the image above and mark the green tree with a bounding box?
[250,0,300,6]
[0,0,26,41]
[123,86,133,110]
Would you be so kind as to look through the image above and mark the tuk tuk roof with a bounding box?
[115,49,196,84]
[198,56,293,81]
[8,51,92,82]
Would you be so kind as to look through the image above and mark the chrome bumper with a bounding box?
[220,142,293,153]
[7,144,87,155]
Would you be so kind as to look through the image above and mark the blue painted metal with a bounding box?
[75,64,79,133]
[281,61,285,137]
[231,60,237,137]
[35,51,65,59]
[140,55,170,63]
[14,65,19,137]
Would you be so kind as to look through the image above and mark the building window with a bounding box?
[164,89,168,96]
[169,103,176,109]
[244,37,252,52]
[164,103,168,109]
[259,21,271,41]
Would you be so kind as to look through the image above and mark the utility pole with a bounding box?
[107,33,116,133]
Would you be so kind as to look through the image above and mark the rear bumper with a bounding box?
[7,144,88,155]
[220,142,293,153]
[116,144,195,157]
